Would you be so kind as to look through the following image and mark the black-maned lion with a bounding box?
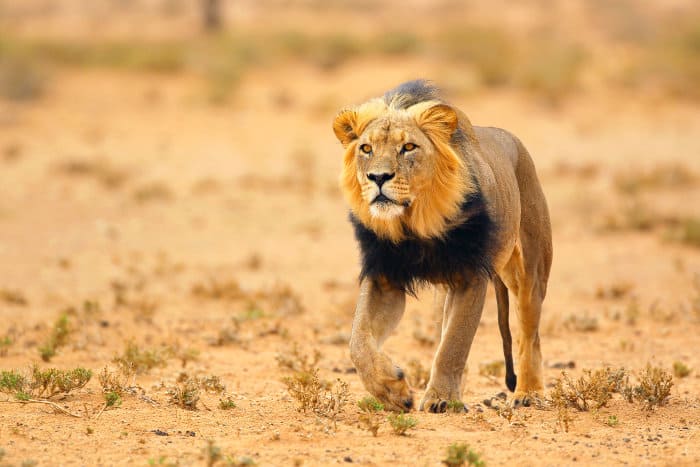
[332,80,552,412]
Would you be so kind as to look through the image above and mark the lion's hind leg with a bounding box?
[511,283,544,408]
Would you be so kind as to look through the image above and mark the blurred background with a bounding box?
[1,0,699,105]
[1,2,700,465]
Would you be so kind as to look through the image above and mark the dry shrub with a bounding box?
[614,163,697,195]
[0,366,92,400]
[132,181,174,203]
[192,279,305,316]
[54,158,129,189]
[633,364,673,410]
[672,361,691,379]
[550,368,629,411]
[595,282,634,300]
[98,365,134,396]
[0,55,45,101]
[357,396,384,437]
[282,369,349,426]
[551,365,674,413]
[38,312,71,362]
[443,443,485,467]
[167,376,200,410]
[0,288,28,306]
[671,217,700,248]
[113,341,171,375]
[387,413,417,436]
[518,40,586,105]
[276,344,321,373]
[563,311,599,332]
[407,358,430,390]
[192,278,244,300]
[0,335,12,357]
[479,360,504,378]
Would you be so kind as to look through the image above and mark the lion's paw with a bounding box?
[510,391,540,409]
[419,389,467,413]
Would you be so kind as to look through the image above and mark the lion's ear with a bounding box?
[415,103,458,141]
[333,109,359,147]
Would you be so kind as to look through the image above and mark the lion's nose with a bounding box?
[367,172,395,187]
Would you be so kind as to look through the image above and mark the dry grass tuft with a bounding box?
[113,341,171,375]
[672,361,691,378]
[563,312,600,332]
[633,364,673,410]
[595,282,634,300]
[479,360,505,378]
[0,288,28,306]
[407,358,430,390]
[38,312,71,362]
[276,344,321,373]
[0,366,92,400]
[387,413,418,436]
[282,369,349,426]
[167,376,200,410]
[54,158,129,189]
[0,55,45,101]
[357,396,384,437]
[442,443,485,467]
[550,368,629,411]
[614,163,698,195]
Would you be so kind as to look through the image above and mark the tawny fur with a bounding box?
[333,81,552,412]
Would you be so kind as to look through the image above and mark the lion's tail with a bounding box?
[494,276,517,392]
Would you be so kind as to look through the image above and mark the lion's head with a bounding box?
[333,82,476,243]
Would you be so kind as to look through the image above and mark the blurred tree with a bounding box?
[203,0,222,31]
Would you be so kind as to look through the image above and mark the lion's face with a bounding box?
[334,99,473,242]
[353,114,438,221]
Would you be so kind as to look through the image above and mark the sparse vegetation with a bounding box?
[0,55,45,101]
[0,288,28,305]
[387,413,417,436]
[551,368,629,411]
[0,335,12,356]
[282,368,349,426]
[673,361,691,378]
[551,365,674,415]
[358,396,384,437]
[167,376,200,410]
[563,312,600,332]
[54,158,129,189]
[443,443,485,467]
[407,358,430,390]
[113,341,171,374]
[613,163,697,195]
[446,400,466,413]
[0,366,92,399]
[38,313,71,362]
[104,391,122,408]
[218,396,236,410]
[633,364,673,410]
[478,360,504,378]
[276,344,321,373]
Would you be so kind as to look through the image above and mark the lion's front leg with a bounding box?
[350,277,413,412]
[420,277,487,413]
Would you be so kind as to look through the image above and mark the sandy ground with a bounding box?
[1,55,700,466]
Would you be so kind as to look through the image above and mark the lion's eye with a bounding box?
[359,144,372,154]
[402,143,417,152]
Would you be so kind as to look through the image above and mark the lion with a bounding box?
[332,80,552,412]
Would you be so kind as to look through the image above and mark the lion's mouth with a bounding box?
[372,193,395,205]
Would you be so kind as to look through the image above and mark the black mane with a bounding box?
[350,191,496,295]
[383,79,440,109]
